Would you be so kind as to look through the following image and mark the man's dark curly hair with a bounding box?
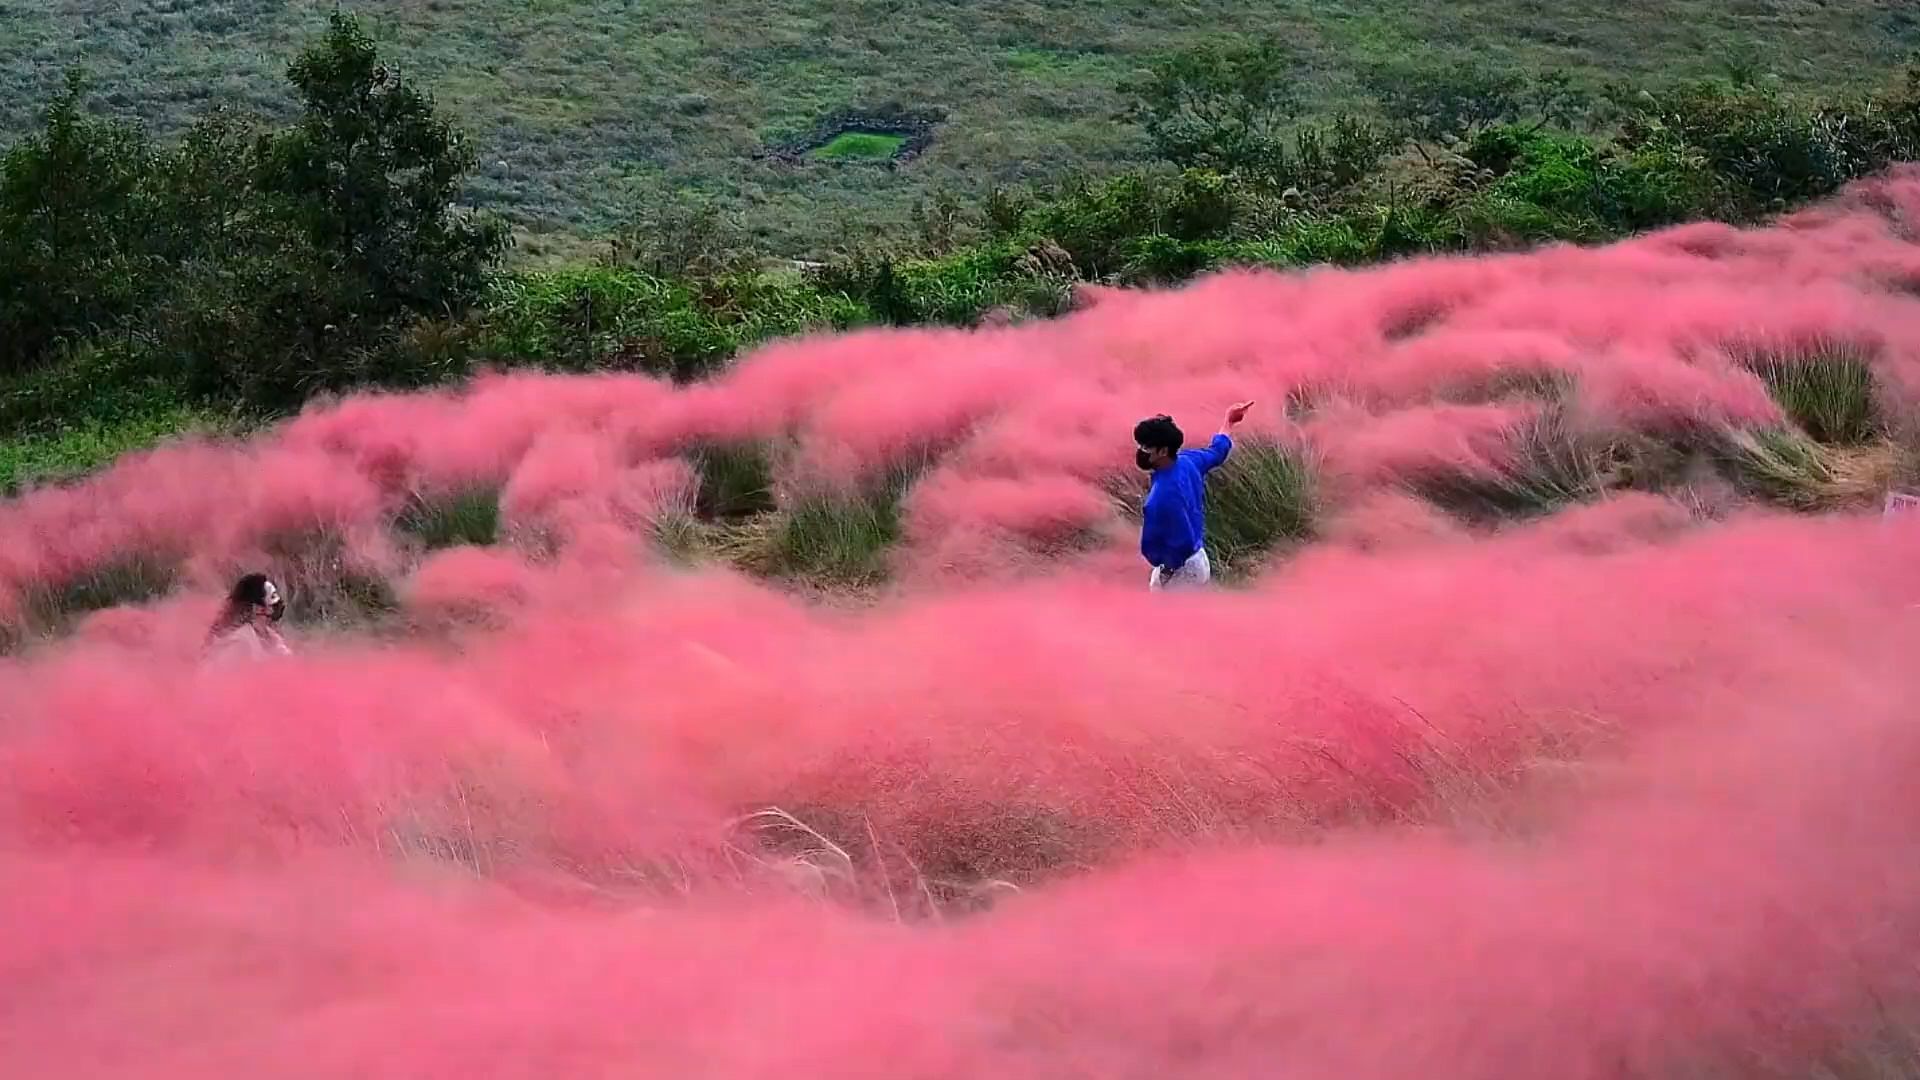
[1133,414,1183,452]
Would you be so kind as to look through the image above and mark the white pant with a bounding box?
[1149,548,1212,591]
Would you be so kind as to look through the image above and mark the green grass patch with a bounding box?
[812,131,908,162]
[0,406,227,496]
[395,488,503,550]
[774,493,901,584]
[1715,427,1842,511]
[769,466,918,586]
[692,442,777,519]
[1731,339,1880,445]
[1204,440,1320,578]
[258,525,401,629]
[651,510,710,567]
[1410,408,1621,522]
[19,554,180,636]
[1431,367,1574,408]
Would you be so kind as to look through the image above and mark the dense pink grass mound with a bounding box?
[7,173,1920,1077]
[5,168,1920,602]
[4,517,1920,1078]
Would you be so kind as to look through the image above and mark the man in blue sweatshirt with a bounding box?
[1134,401,1254,590]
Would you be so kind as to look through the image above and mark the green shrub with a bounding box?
[257,525,399,628]
[807,244,1024,327]
[1603,141,1730,229]
[692,442,776,519]
[1481,130,1607,217]
[1278,115,1402,197]
[1120,39,1301,175]
[1366,62,1529,146]
[992,271,1077,321]
[396,487,502,550]
[1731,339,1879,445]
[1457,188,1604,247]
[1021,172,1168,279]
[1203,439,1318,577]
[1410,407,1620,521]
[480,267,868,379]
[0,340,192,436]
[1470,124,1732,236]
[608,190,754,281]
[1122,233,1217,283]
[1617,80,1887,209]
[21,553,179,633]
[479,268,680,371]
[1014,169,1240,279]
[892,252,1004,325]
[1224,212,1376,267]
[1714,427,1838,510]
[770,466,918,585]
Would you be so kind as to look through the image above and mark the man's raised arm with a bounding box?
[1191,400,1255,472]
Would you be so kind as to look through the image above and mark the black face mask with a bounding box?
[1136,448,1157,471]
[269,598,287,622]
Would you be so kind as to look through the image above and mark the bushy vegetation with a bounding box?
[1716,428,1845,511]
[17,555,179,638]
[0,404,227,496]
[1711,340,1903,511]
[4,17,1920,500]
[1201,440,1319,576]
[0,13,506,413]
[1411,407,1627,523]
[692,442,778,520]
[767,468,917,586]
[256,525,402,629]
[396,488,503,551]
[1732,339,1882,446]
[2,0,1905,252]
[477,267,870,382]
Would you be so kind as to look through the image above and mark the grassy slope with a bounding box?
[1,0,1912,255]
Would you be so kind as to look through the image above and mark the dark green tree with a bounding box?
[150,109,267,262]
[607,188,750,281]
[0,71,161,371]
[1122,40,1302,174]
[1366,62,1586,151]
[255,11,508,318]
[1366,62,1527,146]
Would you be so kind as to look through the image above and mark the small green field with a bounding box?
[811,130,908,161]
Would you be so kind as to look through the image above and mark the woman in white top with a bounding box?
[204,573,293,660]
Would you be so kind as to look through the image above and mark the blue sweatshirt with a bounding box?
[1140,433,1232,571]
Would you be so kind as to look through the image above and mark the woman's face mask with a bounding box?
[1136,447,1158,471]
[262,580,286,622]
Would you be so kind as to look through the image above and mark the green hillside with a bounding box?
[2,0,1913,254]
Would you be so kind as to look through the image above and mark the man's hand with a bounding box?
[1223,400,1255,428]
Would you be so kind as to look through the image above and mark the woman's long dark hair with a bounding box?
[208,573,276,640]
